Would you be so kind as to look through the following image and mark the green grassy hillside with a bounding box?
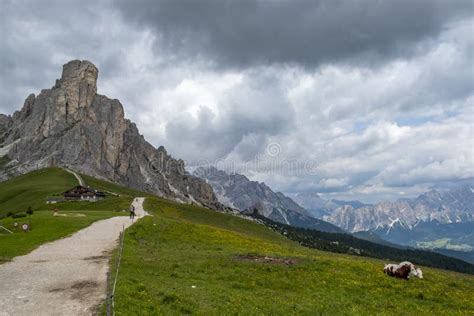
[110,197,474,315]
[0,168,78,214]
[0,168,139,262]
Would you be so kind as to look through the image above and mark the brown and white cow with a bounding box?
[383,261,423,280]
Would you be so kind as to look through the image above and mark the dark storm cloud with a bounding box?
[114,0,472,68]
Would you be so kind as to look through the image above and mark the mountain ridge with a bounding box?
[194,166,343,233]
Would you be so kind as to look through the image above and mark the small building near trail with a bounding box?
[46,197,64,204]
[63,186,106,201]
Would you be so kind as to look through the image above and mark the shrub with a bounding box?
[11,213,27,219]
[26,207,33,216]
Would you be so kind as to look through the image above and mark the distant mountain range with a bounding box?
[194,167,343,233]
[293,185,474,252]
[325,185,474,232]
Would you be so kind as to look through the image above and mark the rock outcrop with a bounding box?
[0,60,219,208]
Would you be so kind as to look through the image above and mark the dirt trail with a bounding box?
[0,197,148,316]
[64,168,85,186]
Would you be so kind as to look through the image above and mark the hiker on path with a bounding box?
[130,205,136,220]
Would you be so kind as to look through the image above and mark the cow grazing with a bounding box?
[383,261,423,280]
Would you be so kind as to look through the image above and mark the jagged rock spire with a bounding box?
[56,60,98,114]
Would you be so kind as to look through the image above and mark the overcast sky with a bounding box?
[1,0,473,202]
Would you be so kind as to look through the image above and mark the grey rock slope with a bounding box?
[194,166,344,233]
[0,60,219,208]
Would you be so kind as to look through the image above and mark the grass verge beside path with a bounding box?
[109,197,474,315]
[0,210,126,263]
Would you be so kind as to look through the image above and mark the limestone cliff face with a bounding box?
[0,60,219,209]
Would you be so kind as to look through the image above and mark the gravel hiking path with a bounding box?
[0,197,148,316]
[64,168,85,186]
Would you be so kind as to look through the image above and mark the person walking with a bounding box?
[130,206,135,220]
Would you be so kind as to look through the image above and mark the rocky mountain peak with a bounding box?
[58,60,98,94]
[61,59,97,80]
[55,60,98,120]
[0,60,220,209]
